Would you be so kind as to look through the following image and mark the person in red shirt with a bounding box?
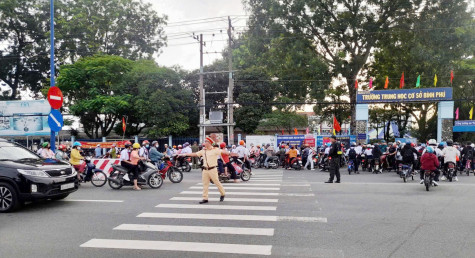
[420,146,440,185]
[220,142,239,183]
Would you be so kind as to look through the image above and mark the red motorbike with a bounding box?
[157,157,183,183]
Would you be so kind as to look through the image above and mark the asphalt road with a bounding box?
[1,167,475,258]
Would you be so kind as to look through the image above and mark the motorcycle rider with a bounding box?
[442,140,460,181]
[400,141,419,175]
[420,146,440,185]
[461,142,474,171]
[387,143,398,170]
[264,144,274,168]
[40,142,55,159]
[372,143,383,173]
[149,141,164,166]
[220,142,239,183]
[55,144,69,161]
[286,146,298,170]
[70,142,85,181]
[139,140,150,160]
[364,144,373,172]
[346,143,358,173]
[236,140,251,171]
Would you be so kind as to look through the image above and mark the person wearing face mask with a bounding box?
[70,142,85,180]
[149,141,164,165]
[139,140,150,160]
[40,142,55,159]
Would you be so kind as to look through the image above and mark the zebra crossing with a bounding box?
[80,170,325,256]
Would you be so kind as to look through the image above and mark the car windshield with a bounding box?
[0,146,40,161]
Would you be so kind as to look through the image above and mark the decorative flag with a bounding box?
[450,70,454,84]
[306,127,309,134]
[333,116,341,133]
[333,129,336,136]
[400,72,404,89]
[416,75,421,88]
[122,117,126,133]
[384,76,389,89]
[455,108,459,120]
[434,74,438,87]
[470,107,474,120]
[294,128,298,135]
[281,130,284,135]
[369,78,373,89]
[355,80,358,90]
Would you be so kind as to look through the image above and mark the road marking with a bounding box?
[81,239,272,256]
[114,224,274,236]
[181,191,315,197]
[197,183,281,186]
[250,179,283,182]
[138,213,327,223]
[170,197,279,203]
[61,199,124,203]
[190,186,280,191]
[282,184,310,186]
[156,203,277,211]
[251,175,282,178]
[50,95,62,100]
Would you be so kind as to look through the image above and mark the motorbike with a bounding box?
[399,163,414,183]
[372,158,382,174]
[108,160,163,189]
[264,156,280,169]
[218,158,251,182]
[287,156,302,170]
[361,154,368,171]
[423,170,436,191]
[173,155,192,172]
[464,159,472,176]
[77,157,107,187]
[445,162,456,182]
[347,159,356,175]
[319,154,329,171]
[156,157,184,183]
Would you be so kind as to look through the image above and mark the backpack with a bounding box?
[348,149,357,159]
[466,148,474,160]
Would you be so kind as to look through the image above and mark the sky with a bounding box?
[146,0,249,71]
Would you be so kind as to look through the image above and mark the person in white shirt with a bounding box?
[355,143,363,156]
[235,140,251,170]
[442,140,460,181]
[139,140,150,159]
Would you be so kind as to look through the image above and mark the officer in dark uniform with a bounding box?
[325,136,341,183]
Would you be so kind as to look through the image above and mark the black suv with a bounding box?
[0,139,78,212]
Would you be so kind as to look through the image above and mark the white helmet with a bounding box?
[428,139,437,145]
[471,144,475,148]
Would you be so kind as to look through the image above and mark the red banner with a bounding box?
[79,141,127,149]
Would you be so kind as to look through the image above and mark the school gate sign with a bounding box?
[355,88,454,142]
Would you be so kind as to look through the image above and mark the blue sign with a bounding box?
[316,135,356,146]
[358,133,367,140]
[455,120,475,126]
[357,87,452,103]
[277,135,305,147]
[48,109,63,132]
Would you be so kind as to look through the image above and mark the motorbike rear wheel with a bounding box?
[424,177,430,191]
[108,171,123,189]
[403,175,406,183]
[168,168,183,183]
[91,171,107,187]
[185,163,192,172]
[148,172,163,189]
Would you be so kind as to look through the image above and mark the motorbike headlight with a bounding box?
[17,169,50,178]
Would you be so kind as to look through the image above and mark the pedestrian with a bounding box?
[191,141,200,169]
[325,136,341,183]
[94,144,102,158]
[304,145,315,170]
[180,137,228,204]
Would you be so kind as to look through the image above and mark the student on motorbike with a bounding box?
[420,146,440,185]
[461,142,474,171]
[387,143,398,170]
[287,146,298,170]
[346,143,358,173]
[364,145,373,172]
[442,140,460,181]
[400,142,419,174]
[372,143,383,173]
[220,142,239,183]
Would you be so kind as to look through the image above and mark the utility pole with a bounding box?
[227,16,234,146]
[199,34,205,144]
[49,0,56,151]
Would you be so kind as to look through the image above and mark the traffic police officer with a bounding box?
[325,135,341,183]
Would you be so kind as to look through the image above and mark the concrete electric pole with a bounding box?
[227,16,234,146]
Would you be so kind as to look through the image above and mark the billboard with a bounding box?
[357,88,452,103]
[246,135,277,149]
[0,100,51,136]
[316,135,357,146]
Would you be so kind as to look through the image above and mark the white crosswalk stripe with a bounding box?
[80,169,326,256]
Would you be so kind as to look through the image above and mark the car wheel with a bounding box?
[0,182,19,213]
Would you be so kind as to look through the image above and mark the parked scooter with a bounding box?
[108,160,163,189]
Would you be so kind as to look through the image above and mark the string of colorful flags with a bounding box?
[354,70,455,90]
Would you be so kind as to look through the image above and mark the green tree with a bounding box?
[0,0,50,99]
[259,110,308,134]
[57,55,133,138]
[313,86,351,127]
[234,93,268,134]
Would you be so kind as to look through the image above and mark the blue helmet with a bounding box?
[326,143,331,147]
[426,146,434,153]
[73,141,82,147]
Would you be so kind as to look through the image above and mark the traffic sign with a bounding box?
[47,86,63,109]
[48,109,63,132]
